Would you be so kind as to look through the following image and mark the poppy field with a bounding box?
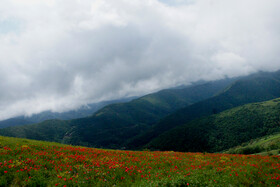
[0,136,280,186]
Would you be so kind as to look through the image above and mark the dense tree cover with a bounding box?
[0,98,135,129]
[147,98,280,152]
[0,120,71,143]
[0,78,233,148]
[127,70,280,149]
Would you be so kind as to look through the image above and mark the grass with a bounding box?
[0,136,280,186]
[225,132,280,156]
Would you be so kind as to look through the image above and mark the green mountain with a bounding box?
[0,78,234,148]
[0,98,135,129]
[224,132,280,155]
[146,97,280,152]
[127,70,280,149]
[0,120,71,143]
[2,71,280,151]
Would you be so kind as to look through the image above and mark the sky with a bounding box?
[0,0,279,120]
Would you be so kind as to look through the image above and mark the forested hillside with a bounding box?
[127,71,280,149]
[146,98,280,152]
[0,98,135,129]
[2,71,280,151]
[0,78,233,148]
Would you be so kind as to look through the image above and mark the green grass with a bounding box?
[0,136,280,186]
[225,132,280,155]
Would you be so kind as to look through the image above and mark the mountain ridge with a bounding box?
[126,70,280,149]
[1,70,280,151]
[0,97,136,129]
[0,78,235,148]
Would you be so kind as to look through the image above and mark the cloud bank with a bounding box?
[0,0,279,120]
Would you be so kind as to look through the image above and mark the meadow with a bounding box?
[0,136,279,186]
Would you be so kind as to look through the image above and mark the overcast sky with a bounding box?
[0,0,279,120]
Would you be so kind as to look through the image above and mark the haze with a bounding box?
[0,0,279,120]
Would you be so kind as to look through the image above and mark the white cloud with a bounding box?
[0,0,279,120]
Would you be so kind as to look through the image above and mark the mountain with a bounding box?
[0,78,235,148]
[127,70,280,149]
[2,70,280,151]
[0,97,135,129]
[146,97,280,152]
[0,120,71,143]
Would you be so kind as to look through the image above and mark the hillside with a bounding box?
[0,136,279,186]
[0,98,135,129]
[0,78,233,148]
[224,132,280,155]
[127,70,280,149]
[0,120,71,143]
[146,98,280,152]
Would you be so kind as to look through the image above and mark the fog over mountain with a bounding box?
[0,0,279,120]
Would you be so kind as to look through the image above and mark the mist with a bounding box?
[0,0,279,120]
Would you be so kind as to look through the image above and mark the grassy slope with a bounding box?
[127,70,280,149]
[0,136,279,186]
[0,79,233,148]
[147,98,280,152]
[224,132,280,155]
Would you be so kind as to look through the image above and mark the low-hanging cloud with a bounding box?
[0,0,279,120]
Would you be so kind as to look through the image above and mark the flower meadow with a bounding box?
[0,136,279,186]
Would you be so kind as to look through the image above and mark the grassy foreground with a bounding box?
[0,136,280,186]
